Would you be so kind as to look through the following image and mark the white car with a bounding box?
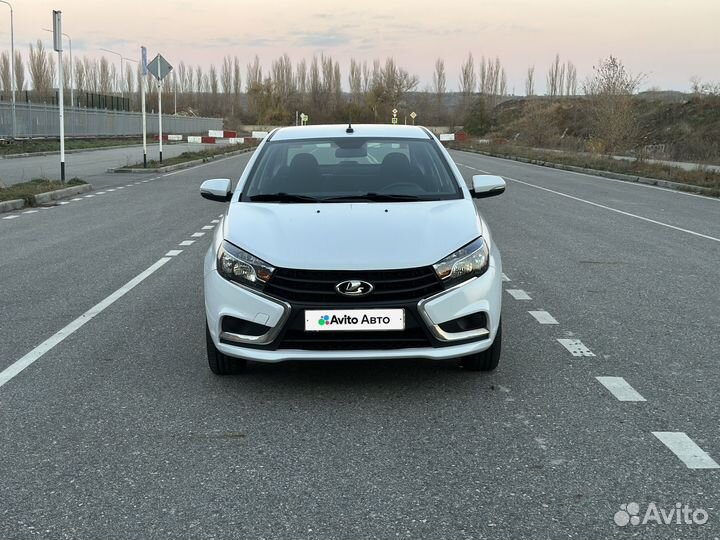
[201,124,505,374]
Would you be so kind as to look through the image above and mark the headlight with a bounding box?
[433,237,489,286]
[217,241,274,290]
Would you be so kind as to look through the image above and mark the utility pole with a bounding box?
[53,10,65,182]
[1,0,16,138]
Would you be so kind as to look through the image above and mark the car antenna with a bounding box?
[346,117,354,134]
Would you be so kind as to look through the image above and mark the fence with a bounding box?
[0,102,222,138]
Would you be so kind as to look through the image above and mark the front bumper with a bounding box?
[204,248,502,363]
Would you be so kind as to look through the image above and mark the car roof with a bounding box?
[269,124,433,141]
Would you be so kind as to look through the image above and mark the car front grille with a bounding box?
[265,266,444,304]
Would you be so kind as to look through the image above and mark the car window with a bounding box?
[242,137,461,202]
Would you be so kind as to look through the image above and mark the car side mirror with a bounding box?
[470,175,506,199]
[200,178,233,202]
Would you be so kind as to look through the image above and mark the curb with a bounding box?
[0,184,93,214]
[450,147,717,196]
[34,184,92,204]
[0,199,25,213]
[107,146,258,173]
[1,141,185,159]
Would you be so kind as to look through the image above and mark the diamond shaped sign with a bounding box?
[147,54,173,81]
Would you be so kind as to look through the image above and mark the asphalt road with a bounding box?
[0,142,218,186]
[0,148,718,539]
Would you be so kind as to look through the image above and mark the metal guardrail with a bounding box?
[0,102,222,138]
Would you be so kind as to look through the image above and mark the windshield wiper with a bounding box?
[322,193,425,202]
[248,193,322,203]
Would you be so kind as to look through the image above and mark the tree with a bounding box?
[459,52,476,97]
[0,52,9,94]
[432,58,446,98]
[583,55,644,154]
[463,97,492,135]
[525,65,535,96]
[349,58,362,104]
[14,50,25,92]
[28,40,54,97]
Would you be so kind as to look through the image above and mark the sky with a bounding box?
[2,0,718,94]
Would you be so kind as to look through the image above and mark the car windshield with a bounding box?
[241,137,462,202]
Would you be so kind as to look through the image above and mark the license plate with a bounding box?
[305,309,405,331]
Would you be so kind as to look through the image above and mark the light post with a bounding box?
[0,0,16,138]
[100,47,124,100]
[43,27,72,107]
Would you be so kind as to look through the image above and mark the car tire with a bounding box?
[206,323,247,375]
[460,319,502,372]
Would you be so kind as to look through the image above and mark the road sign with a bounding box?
[410,112,417,119]
[147,54,173,81]
[52,11,62,52]
[392,108,398,116]
[391,117,398,124]
[141,46,148,76]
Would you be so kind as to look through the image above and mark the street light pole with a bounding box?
[0,0,16,138]
[43,28,72,107]
[100,47,124,101]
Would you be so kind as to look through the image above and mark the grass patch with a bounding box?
[121,144,256,169]
[0,177,87,204]
[453,142,720,196]
[0,138,147,156]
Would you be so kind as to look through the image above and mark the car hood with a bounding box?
[224,200,483,270]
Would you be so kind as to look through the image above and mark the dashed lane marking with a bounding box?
[2,215,18,220]
[652,432,719,469]
[596,376,646,402]
[557,338,595,357]
[506,289,531,300]
[191,232,205,238]
[22,210,38,214]
[202,225,214,230]
[528,310,559,324]
[179,240,195,246]
[165,250,183,257]
[502,273,510,282]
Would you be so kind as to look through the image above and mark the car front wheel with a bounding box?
[206,323,247,375]
[460,319,502,372]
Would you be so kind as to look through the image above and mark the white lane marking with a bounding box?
[652,432,720,469]
[141,180,149,183]
[503,176,720,244]
[96,191,107,195]
[179,240,195,246]
[211,219,220,224]
[506,289,531,300]
[107,188,116,192]
[165,250,183,257]
[40,206,54,210]
[595,376,646,401]
[117,186,124,189]
[202,225,214,230]
[455,153,719,202]
[23,210,39,214]
[3,215,19,220]
[84,194,95,198]
[191,232,205,237]
[528,310,559,324]
[0,257,172,389]
[58,201,70,205]
[71,198,83,201]
[557,338,595,357]
[502,273,510,282]
[125,184,133,187]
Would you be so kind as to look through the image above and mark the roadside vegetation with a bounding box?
[121,143,257,170]
[0,178,87,204]
[0,138,144,156]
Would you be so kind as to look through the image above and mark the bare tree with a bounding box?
[296,58,307,98]
[309,55,321,107]
[459,52,476,96]
[232,56,242,108]
[546,53,561,96]
[565,62,577,95]
[432,58,446,97]
[583,55,644,153]
[0,52,9,94]
[28,40,54,96]
[525,65,535,96]
[14,50,25,92]
[74,57,86,94]
[478,56,488,94]
[221,56,232,93]
[99,57,111,95]
[349,58,362,103]
[209,64,219,95]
